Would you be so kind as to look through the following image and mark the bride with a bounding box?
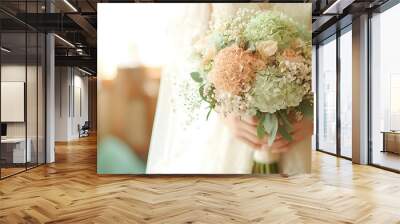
[146,3,313,175]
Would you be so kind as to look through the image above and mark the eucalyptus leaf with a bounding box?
[278,125,293,142]
[190,72,203,83]
[256,110,263,120]
[263,114,278,146]
[256,113,266,139]
[299,100,313,119]
[277,110,293,132]
[257,122,266,139]
[263,113,273,134]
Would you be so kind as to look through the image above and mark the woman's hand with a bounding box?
[269,118,313,153]
[222,115,285,150]
[223,115,264,149]
[222,115,313,153]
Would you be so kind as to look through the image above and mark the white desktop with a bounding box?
[1,138,32,163]
[1,124,32,164]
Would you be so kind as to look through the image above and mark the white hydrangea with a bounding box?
[249,67,310,113]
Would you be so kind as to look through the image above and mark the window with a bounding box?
[370,3,400,171]
[317,36,337,154]
[339,27,352,158]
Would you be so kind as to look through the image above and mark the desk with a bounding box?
[1,138,31,163]
[381,131,400,155]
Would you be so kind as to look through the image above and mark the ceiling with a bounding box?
[312,0,391,43]
[0,0,99,74]
[1,0,396,73]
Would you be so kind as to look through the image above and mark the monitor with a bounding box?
[1,123,7,137]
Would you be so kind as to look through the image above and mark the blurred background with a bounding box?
[97,4,181,173]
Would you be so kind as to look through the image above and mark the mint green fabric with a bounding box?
[97,136,146,174]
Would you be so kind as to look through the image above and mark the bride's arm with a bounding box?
[222,115,313,152]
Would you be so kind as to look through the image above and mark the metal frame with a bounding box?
[336,21,341,158]
[0,0,47,180]
[315,0,400,172]
[0,22,2,179]
[367,10,373,166]
[315,21,353,161]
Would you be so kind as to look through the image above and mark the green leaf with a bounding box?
[256,110,263,120]
[263,113,272,134]
[190,72,203,83]
[256,113,266,139]
[263,113,278,146]
[278,125,293,142]
[299,100,313,119]
[257,123,266,139]
[277,110,293,132]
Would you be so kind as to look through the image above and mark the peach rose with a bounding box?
[255,40,278,59]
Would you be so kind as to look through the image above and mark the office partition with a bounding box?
[0,1,47,179]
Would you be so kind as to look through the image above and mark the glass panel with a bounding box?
[371,4,400,171]
[312,45,317,151]
[0,1,46,178]
[38,32,45,165]
[339,28,352,158]
[317,36,337,154]
[26,1,39,169]
[1,31,27,177]
[27,31,38,169]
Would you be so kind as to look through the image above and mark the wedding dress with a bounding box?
[146,3,312,175]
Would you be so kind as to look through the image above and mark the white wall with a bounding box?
[1,65,27,142]
[55,67,89,141]
[1,63,47,164]
[55,67,69,141]
[1,65,36,138]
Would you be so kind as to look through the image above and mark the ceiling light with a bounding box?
[63,0,78,12]
[54,34,75,48]
[1,47,11,53]
[78,67,93,76]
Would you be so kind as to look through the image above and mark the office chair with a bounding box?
[79,121,90,138]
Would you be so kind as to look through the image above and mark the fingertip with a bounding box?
[251,116,259,124]
[243,116,259,126]
[253,144,262,149]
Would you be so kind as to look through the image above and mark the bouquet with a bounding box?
[189,9,313,174]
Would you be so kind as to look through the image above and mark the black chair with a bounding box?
[79,121,90,138]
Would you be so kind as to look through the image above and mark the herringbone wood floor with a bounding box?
[1,135,400,224]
